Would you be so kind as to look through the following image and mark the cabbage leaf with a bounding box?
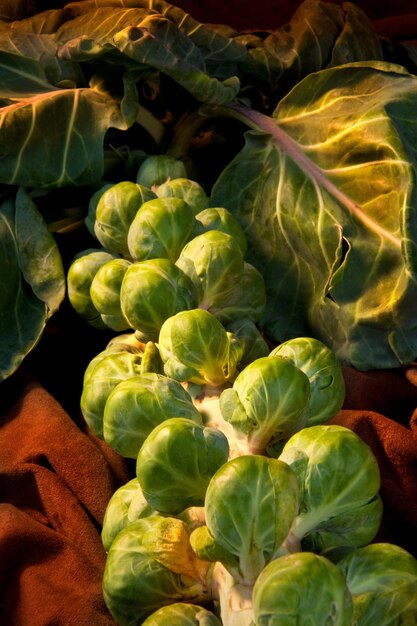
[211,62,417,369]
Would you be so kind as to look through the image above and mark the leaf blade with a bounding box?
[211,62,417,369]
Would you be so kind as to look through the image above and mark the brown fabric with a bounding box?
[0,371,130,626]
[332,406,417,558]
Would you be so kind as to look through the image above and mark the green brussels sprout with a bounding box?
[219,355,310,455]
[94,181,156,256]
[136,155,187,187]
[67,248,116,325]
[105,332,147,352]
[120,258,198,342]
[193,207,247,255]
[83,333,147,385]
[141,603,222,626]
[278,424,383,552]
[137,417,229,514]
[190,455,298,584]
[226,319,269,370]
[101,478,154,552]
[102,516,211,626]
[158,308,241,387]
[85,183,114,238]
[90,258,132,331]
[209,261,266,324]
[253,552,354,626]
[338,543,417,626]
[270,336,345,425]
[80,351,143,438]
[156,178,209,214]
[127,197,196,262]
[103,373,202,459]
[176,230,245,313]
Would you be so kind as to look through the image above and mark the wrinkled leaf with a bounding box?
[0,191,65,381]
[211,62,417,369]
[249,0,383,94]
[55,7,156,62]
[56,7,240,104]
[64,0,252,69]
[329,3,383,67]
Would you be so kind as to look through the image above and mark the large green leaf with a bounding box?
[63,0,251,66]
[248,0,383,93]
[0,189,65,381]
[113,14,240,105]
[0,51,130,187]
[211,62,417,370]
[62,0,382,98]
[55,7,240,104]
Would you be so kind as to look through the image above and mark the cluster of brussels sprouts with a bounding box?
[67,155,265,342]
[69,156,417,625]
[81,320,417,625]
[94,324,417,625]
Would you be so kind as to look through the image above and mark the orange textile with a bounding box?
[0,372,129,626]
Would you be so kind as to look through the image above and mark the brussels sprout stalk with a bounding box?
[210,563,255,626]
[188,385,258,459]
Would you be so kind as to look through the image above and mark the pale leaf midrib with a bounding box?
[228,103,402,249]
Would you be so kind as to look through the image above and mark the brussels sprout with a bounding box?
[85,183,114,238]
[67,248,116,325]
[103,373,202,459]
[80,351,143,438]
[137,417,229,514]
[270,336,345,425]
[253,552,353,626]
[105,332,147,353]
[176,230,245,313]
[83,333,147,386]
[156,178,209,214]
[102,516,211,626]
[191,455,298,584]
[338,543,417,625]
[90,258,132,331]
[101,478,154,552]
[158,308,241,386]
[193,207,247,255]
[226,319,269,369]
[210,261,267,324]
[219,355,310,455]
[141,603,222,626]
[94,181,156,256]
[278,425,383,551]
[127,197,196,262]
[136,155,187,188]
[120,259,198,342]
